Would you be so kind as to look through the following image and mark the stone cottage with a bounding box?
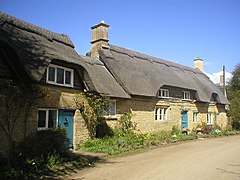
[88,21,229,133]
[0,12,229,154]
[0,12,129,153]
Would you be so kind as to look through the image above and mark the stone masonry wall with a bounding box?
[113,98,228,134]
[37,85,91,150]
[0,84,91,155]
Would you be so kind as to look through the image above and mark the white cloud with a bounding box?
[204,71,232,84]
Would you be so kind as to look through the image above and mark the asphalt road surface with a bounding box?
[67,135,240,180]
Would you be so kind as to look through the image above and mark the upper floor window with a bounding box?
[155,107,168,121]
[102,100,116,117]
[182,91,190,100]
[47,64,74,87]
[158,89,169,98]
[38,109,58,130]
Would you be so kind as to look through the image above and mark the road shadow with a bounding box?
[44,153,105,179]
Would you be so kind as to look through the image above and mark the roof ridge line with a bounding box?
[0,12,74,47]
[109,44,200,73]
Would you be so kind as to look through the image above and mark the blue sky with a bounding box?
[1,0,239,74]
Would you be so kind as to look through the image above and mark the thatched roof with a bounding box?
[0,12,129,98]
[0,12,229,104]
[99,45,229,104]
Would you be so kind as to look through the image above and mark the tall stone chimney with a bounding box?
[90,20,109,59]
[194,57,203,72]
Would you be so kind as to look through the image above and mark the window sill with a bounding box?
[182,99,191,102]
[104,116,118,120]
[158,96,170,99]
[46,81,74,88]
[37,127,54,130]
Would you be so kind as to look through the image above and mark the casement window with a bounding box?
[46,64,74,87]
[193,112,198,123]
[103,100,116,117]
[155,107,168,121]
[182,91,190,100]
[207,113,213,125]
[38,109,58,129]
[158,89,169,98]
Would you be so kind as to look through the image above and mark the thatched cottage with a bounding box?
[89,21,229,133]
[0,12,229,153]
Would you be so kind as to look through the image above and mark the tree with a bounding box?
[228,64,240,129]
[0,79,44,157]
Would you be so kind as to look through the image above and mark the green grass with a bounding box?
[80,131,197,156]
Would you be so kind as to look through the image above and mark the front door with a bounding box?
[181,111,188,129]
[58,110,74,149]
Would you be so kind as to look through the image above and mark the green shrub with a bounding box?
[20,128,69,159]
[200,122,213,134]
[117,113,136,134]
[171,125,181,135]
[0,128,69,179]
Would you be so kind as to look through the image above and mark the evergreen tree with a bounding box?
[228,64,240,129]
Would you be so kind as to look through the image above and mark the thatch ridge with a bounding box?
[0,12,74,47]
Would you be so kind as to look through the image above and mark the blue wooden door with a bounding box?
[58,110,74,149]
[181,111,188,129]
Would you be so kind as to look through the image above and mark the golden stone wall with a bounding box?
[38,85,91,150]
[0,84,91,155]
[113,98,228,133]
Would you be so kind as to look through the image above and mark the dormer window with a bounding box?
[47,64,74,87]
[158,89,169,98]
[182,91,190,100]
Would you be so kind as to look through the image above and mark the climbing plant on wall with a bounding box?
[75,92,110,138]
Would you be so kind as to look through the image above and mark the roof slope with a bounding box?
[99,45,229,104]
[0,12,129,98]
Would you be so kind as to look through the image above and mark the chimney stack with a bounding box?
[90,20,109,59]
[194,57,203,72]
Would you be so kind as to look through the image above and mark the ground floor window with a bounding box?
[103,100,116,117]
[207,113,213,125]
[155,107,168,121]
[193,112,198,123]
[38,109,58,129]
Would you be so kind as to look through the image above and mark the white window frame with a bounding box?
[155,107,168,121]
[182,91,190,100]
[158,89,170,98]
[103,100,116,117]
[207,113,213,125]
[46,64,74,87]
[193,112,198,123]
[38,109,58,130]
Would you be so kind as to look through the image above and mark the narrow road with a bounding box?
[67,135,240,180]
